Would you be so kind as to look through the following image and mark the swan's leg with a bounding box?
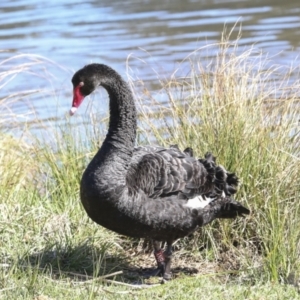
[153,240,165,275]
[162,242,173,280]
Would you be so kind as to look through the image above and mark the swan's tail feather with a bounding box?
[196,152,249,226]
[217,198,250,219]
[199,197,250,226]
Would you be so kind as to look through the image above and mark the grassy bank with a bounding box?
[0,35,300,299]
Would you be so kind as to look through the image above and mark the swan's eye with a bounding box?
[79,82,84,87]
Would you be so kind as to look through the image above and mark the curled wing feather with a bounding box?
[126,146,216,200]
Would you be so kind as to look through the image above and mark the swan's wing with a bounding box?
[126,145,218,200]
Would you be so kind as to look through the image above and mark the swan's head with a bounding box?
[70,64,100,115]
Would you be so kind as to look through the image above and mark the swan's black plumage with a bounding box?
[70,63,250,280]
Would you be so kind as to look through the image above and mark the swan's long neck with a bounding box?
[85,72,136,189]
[103,78,137,151]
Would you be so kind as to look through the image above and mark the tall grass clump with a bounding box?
[128,32,300,283]
[1,33,300,298]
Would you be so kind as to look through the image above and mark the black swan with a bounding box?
[70,63,250,280]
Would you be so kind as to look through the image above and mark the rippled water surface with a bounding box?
[1,0,300,126]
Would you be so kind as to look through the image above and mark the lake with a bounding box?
[0,0,299,130]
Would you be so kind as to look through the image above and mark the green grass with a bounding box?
[1,32,300,299]
[1,275,300,299]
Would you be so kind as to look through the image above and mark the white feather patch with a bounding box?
[185,195,213,209]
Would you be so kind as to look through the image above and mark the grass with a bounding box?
[1,30,300,299]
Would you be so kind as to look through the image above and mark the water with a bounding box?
[0,0,300,130]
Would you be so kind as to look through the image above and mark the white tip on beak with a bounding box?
[70,107,77,116]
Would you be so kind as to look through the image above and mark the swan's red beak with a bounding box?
[70,85,85,116]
